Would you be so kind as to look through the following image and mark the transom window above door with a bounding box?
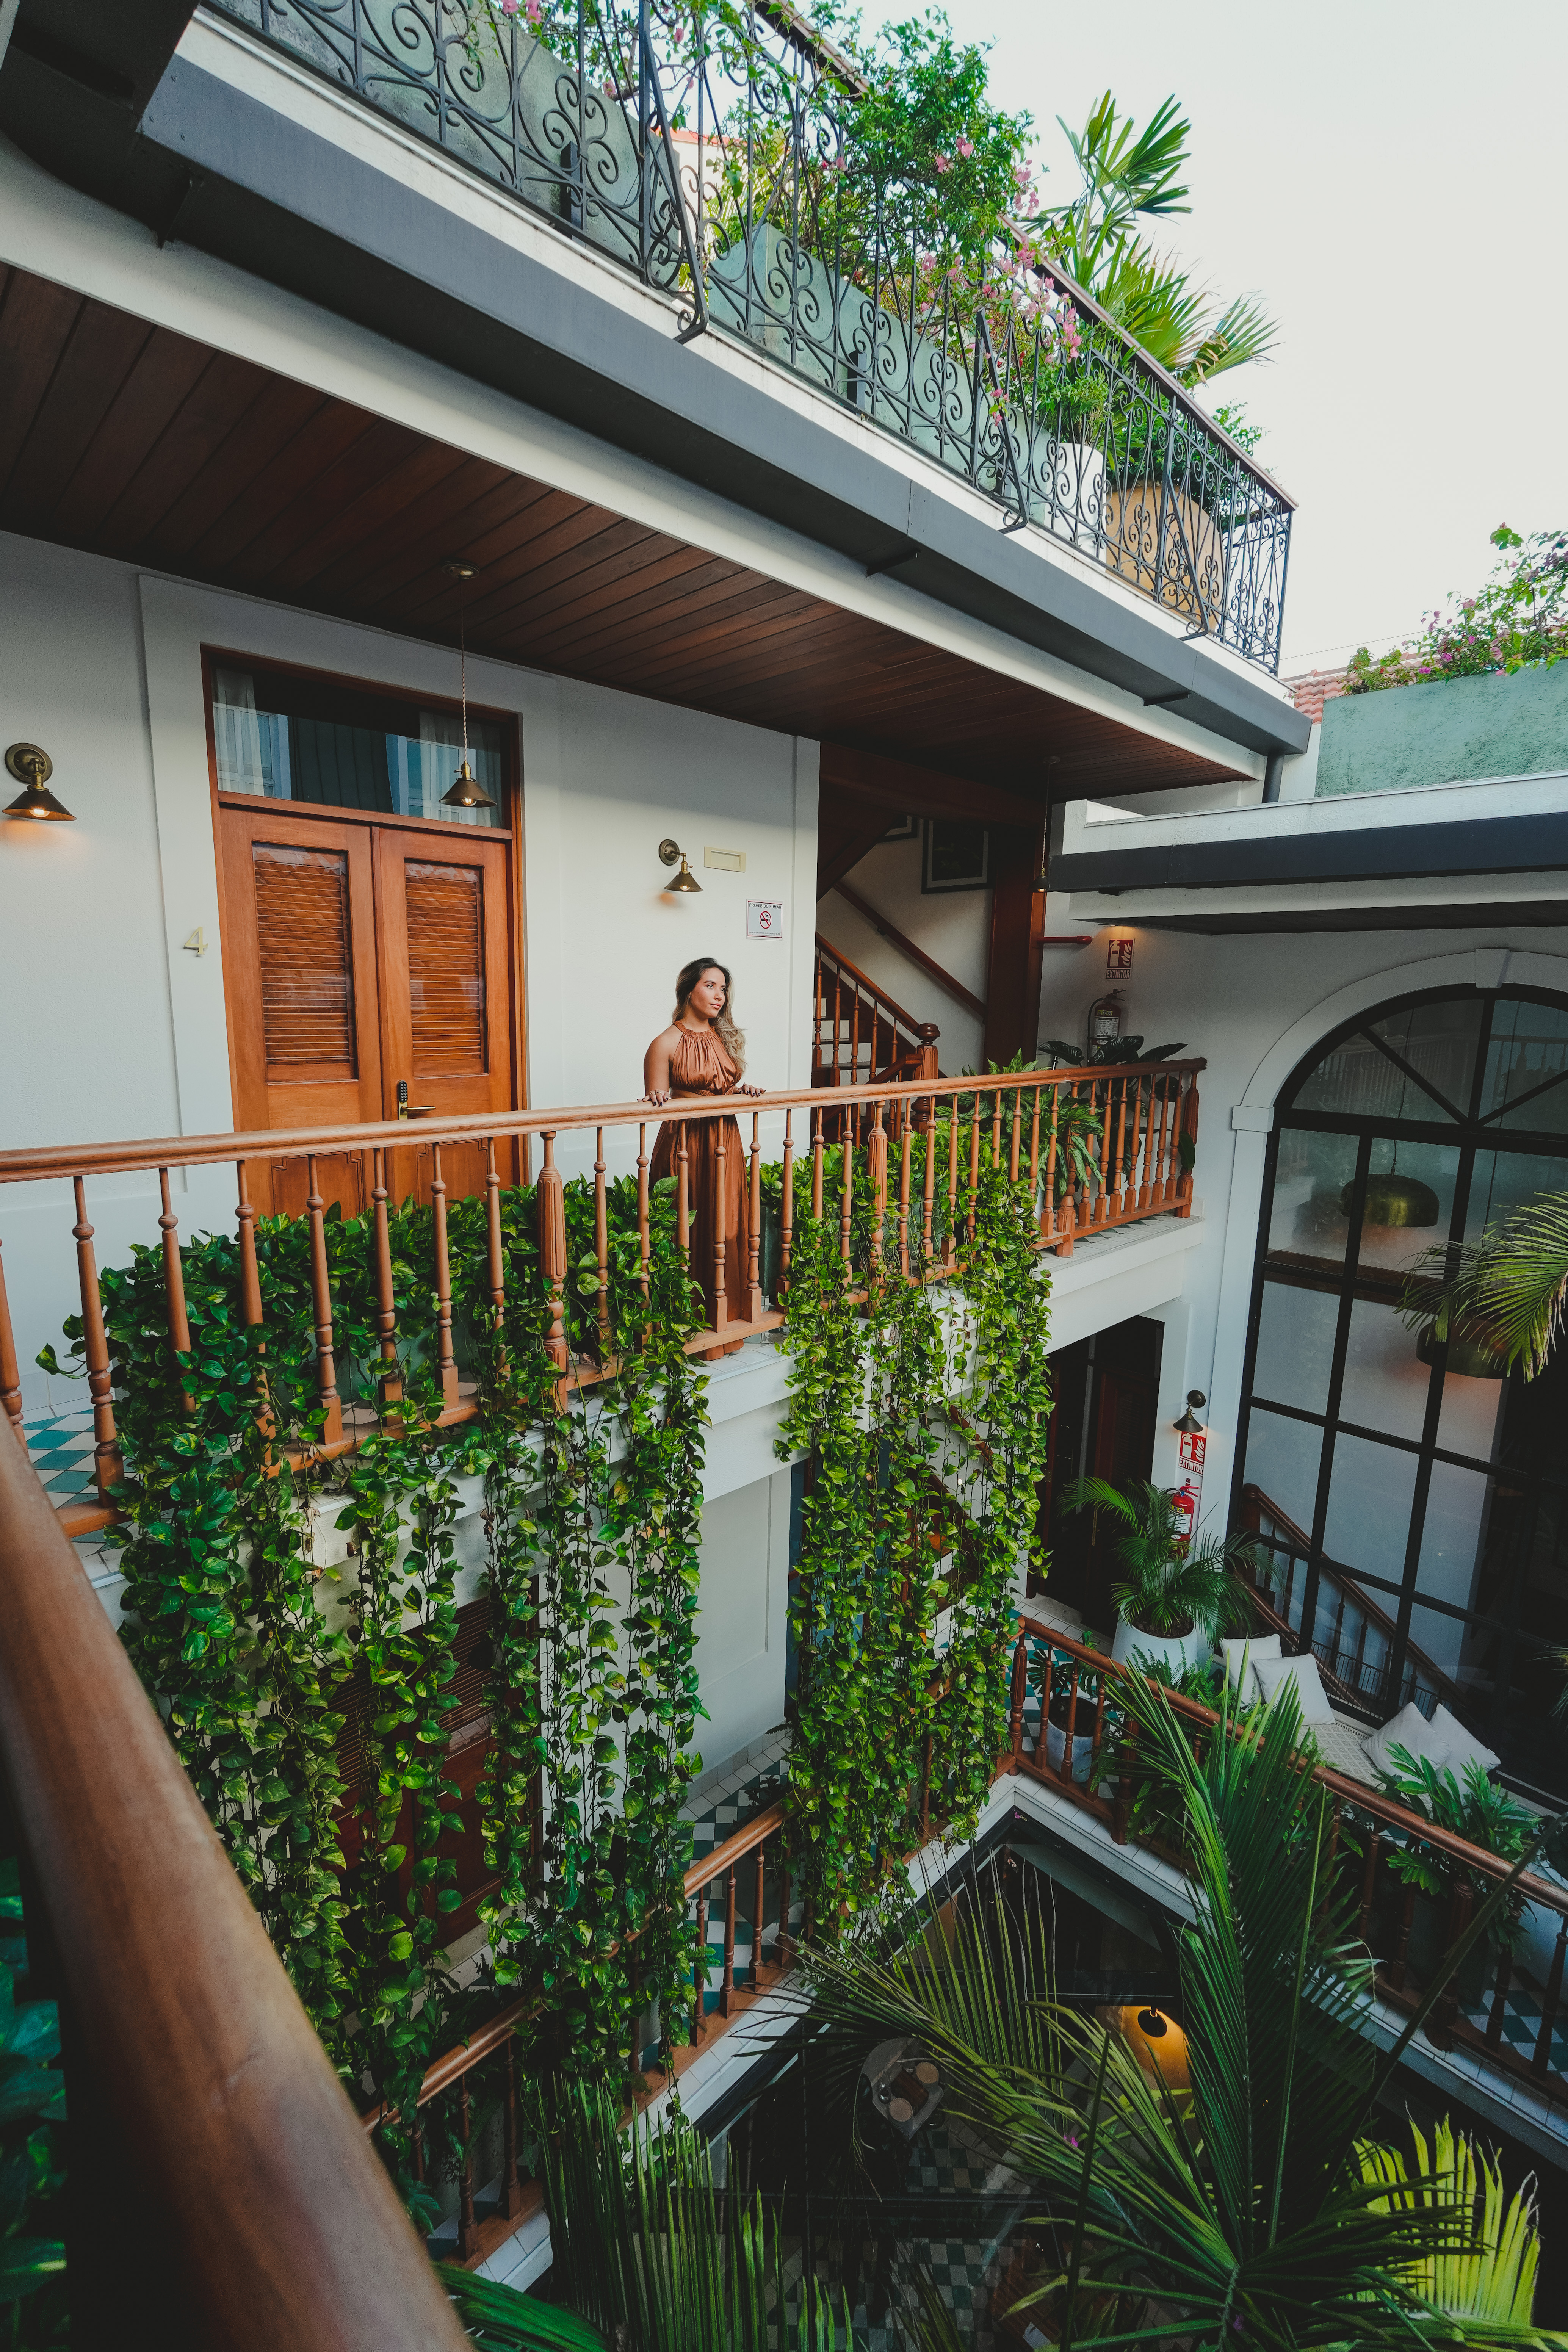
[208,655,506,828]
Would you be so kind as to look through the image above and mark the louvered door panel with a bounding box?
[377,829,514,1205]
[406,860,486,1073]
[218,807,383,1217]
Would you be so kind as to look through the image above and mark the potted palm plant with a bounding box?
[1060,1475,1258,1677]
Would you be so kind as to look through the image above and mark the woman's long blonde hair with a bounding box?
[674,956,746,1070]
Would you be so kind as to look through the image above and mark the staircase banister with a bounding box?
[0,1413,470,2348]
[1242,1484,1463,1707]
[814,931,934,1049]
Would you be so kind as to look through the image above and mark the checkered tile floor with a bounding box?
[1461,1975,1568,2076]
[683,1732,799,2015]
[781,2118,1025,2350]
[20,1409,100,1507]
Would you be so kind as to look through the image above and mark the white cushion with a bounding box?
[1252,1650,1334,1725]
[1362,1697,1453,1781]
[1426,1703,1500,1780]
[1220,1633,1281,1702]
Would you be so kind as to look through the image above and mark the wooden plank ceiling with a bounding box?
[0,265,1242,813]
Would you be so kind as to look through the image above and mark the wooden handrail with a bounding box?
[828,880,987,1024]
[1240,1484,1462,1712]
[0,1412,469,2347]
[0,1061,1203,1187]
[685,1799,786,1893]
[1015,1613,1568,1914]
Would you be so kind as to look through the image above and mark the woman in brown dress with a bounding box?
[644,958,763,1355]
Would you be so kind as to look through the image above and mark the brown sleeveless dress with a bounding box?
[650,1026,748,1345]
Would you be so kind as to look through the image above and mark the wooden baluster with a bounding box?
[990,1083,1003,1167]
[236,1162,271,1441]
[1112,1718,1137,1845]
[1089,1671,1107,1787]
[1429,1881,1472,2050]
[303,1158,344,1447]
[431,1143,458,1408]
[711,1117,729,1340]
[921,1095,937,1264]
[811,1109,824,1223]
[1127,1073,1146,1211]
[636,1121,651,1311]
[1485,1943,1513,2047]
[1028,1082,1044,1205]
[944,1101,960,1268]
[1115,1079,1132,1220]
[500,2037,525,2217]
[370,1149,402,1409]
[779,1112,795,1293]
[966,1091,982,1241]
[456,2075,476,2260]
[1317,1801,1342,1929]
[840,1125,854,1268]
[677,1120,691,1288]
[833,966,842,1082]
[0,1236,25,1446]
[411,2122,425,2185]
[692,1883,708,2042]
[157,1169,192,1414]
[1178,1077,1201,1217]
[537,1131,569,1378]
[486,1138,506,1337]
[1041,1085,1060,1242]
[850,984,860,1109]
[71,1176,122,1498]
[1008,1082,1022,1183]
[721,1863,737,2018]
[1061,1666,1081,1789]
[1389,1880,1418,1994]
[812,954,823,1069]
[1532,1918,1567,2078]
[747,1113,763,1323]
[866,1112,887,1285]
[1358,1829,1387,1955]
[752,1841,767,1987]
[897,1123,912,1279]
[1008,1634,1026,1765]
[593,1127,610,1356]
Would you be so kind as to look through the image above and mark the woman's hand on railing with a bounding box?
[644,1087,672,1107]
[732,1080,766,1098]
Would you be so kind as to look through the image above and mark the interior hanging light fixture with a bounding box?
[3,743,74,821]
[1340,1145,1439,1230]
[440,561,496,810]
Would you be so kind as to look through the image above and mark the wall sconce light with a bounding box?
[658,838,702,893]
[1173,1390,1206,1435]
[4,744,74,821]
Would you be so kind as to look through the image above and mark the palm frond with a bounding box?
[1404,1190,1568,1380]
[435,2265,608,2352]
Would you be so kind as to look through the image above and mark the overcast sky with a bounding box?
[902,0,1568,676]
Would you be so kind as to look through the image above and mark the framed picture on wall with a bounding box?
[921,819,990,893]
[882,813,918,841]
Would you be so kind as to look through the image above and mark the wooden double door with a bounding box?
[218,805,516,1216]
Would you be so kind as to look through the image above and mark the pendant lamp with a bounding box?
[1415,1321,1506,1381]
[440,562,496,811]
[1340,1166,1440,1229]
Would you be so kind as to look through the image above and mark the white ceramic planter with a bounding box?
[1111,1615,1203,1682]
[1043,1718,1095,1786]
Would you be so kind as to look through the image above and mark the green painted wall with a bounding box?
[1315,662,1568,795]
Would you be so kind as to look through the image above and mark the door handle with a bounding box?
[396,1080,434,1121]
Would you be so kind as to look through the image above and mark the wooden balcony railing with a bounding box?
[1012,1618,1568,2110]
[0,1409,471,2347]
[0,1060,1203,1531]
[1237,1485,1463,1721]
[813,932,940,1090]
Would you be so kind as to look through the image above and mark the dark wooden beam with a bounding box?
[818,741,1043,828]
[817,802,892,896]
[982,818,1049,1069]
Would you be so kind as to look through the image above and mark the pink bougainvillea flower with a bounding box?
[932,152,951,173]
[955,134,973,158]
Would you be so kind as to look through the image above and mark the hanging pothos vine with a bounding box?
[40,1163,706,2193]
[776,1110,1055,1929]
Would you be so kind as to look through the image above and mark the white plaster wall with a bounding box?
[0,537,818,1401]
[690,1468,793,1775]
[821,831,990,1073]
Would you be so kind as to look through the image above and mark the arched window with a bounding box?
[1231,985,1568,1797]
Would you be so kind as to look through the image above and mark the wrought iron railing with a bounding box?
[210,0,1294,670]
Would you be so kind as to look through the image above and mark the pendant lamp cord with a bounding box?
[459,589,469,770]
